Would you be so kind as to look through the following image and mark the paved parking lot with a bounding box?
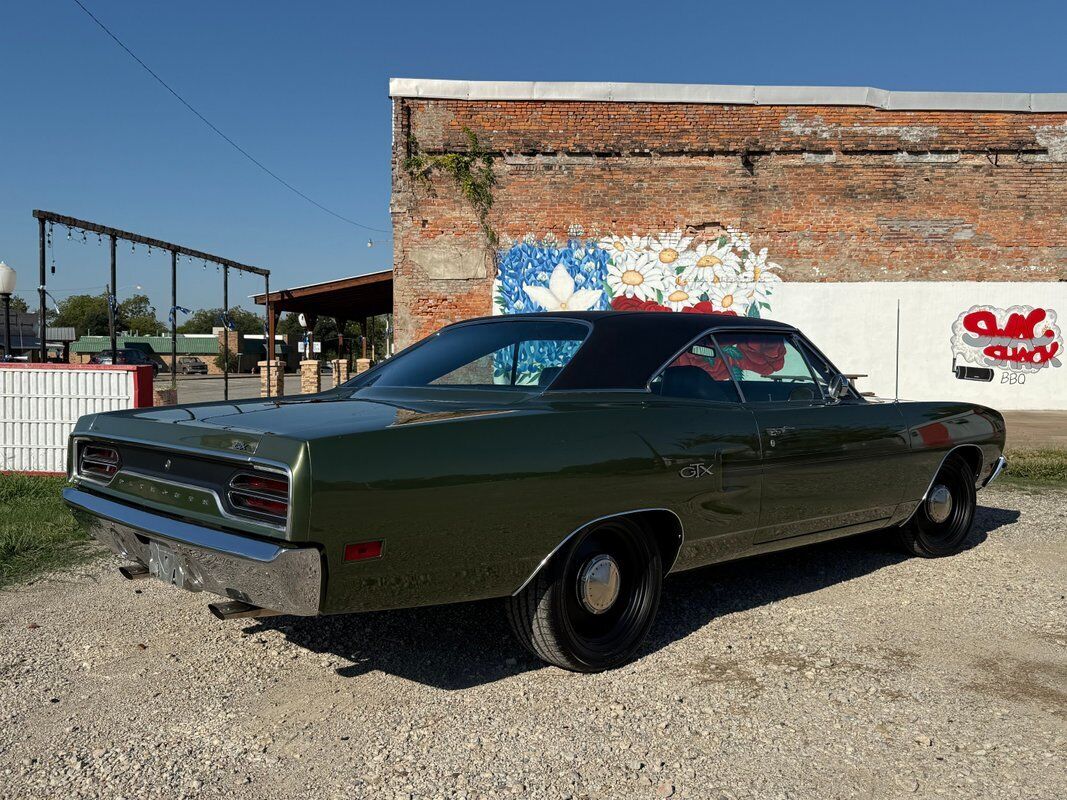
[1,486,1063,799]
[155,374,336,404]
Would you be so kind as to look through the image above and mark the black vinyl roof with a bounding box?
[447,311,796,391]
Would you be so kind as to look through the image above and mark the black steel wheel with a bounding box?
[506,517,662,672]
[898,456,977,557]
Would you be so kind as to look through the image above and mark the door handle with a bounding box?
[765,426,796,437]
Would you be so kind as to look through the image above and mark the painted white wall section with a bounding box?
[0,365,149,473]
[771,282,1066,411]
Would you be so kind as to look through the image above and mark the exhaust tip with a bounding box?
[208,600,280,620]
[119,564,150,580]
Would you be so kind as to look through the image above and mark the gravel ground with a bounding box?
[1,486,1064,800]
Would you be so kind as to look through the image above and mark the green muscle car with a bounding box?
[63,311,1007,672]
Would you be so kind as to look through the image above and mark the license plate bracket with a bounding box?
[147,540,200,592]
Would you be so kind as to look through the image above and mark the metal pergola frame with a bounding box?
[33,210,275,399]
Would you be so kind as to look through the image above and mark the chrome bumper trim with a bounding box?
[980,455,1008,489]
[63,487,321,616]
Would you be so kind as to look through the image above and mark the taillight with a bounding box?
[228,471,289,524]
[80,444,121,480]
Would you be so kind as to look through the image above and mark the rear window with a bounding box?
[348,319,589,390]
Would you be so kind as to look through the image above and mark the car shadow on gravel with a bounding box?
[244,502,1020,690]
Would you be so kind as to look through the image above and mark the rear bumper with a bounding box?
[63,487,322,615]
[979,455,1008,489]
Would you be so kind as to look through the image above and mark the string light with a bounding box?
[46,223,56,275]
[66,227,73,241]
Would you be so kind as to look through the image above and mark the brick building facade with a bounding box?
[389,80,1067,409]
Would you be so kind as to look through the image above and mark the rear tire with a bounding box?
[898,456,977,557]
[506,518,662,672]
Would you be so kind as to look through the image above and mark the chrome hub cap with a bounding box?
[577,554,621,615]
[926,484,953,524]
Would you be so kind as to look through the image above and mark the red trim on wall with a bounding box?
[1,470,65,478]
[0,363,141,371]
[131,365,154,407]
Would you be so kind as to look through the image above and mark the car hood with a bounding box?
[84,386,537,444]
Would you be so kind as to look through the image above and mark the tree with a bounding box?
[53,294,112,338]
[5,296,29,315]
[118,294,164,335]
[177,306,264,335]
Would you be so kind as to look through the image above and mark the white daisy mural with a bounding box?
[682,240,740,290]
[739,247,783,305]
[493,227,784,319]
[606,252,670,302]
[646,231,694,267]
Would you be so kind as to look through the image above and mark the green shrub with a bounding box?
[1002,449,1067,486]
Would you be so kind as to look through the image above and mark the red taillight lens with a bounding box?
[230,474,288,497]
[234,494,288,517]
[344,540,383,561]
[228,471,289,524]
[80,444,121,480]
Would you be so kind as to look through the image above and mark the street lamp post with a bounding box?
[0,262,16,362]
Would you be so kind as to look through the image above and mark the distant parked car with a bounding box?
[90,348,160,377]
[176,356,208,375]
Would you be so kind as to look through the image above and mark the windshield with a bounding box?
[346,319,589,390]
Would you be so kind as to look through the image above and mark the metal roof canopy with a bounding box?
[389,78,1067,113]
[252,270,392,322]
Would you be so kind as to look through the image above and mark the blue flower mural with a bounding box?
[494,239,611,315]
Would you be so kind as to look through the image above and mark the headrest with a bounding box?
[660,365,734,402]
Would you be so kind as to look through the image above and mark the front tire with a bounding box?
[898,456,977,557]
[506,518,662,672]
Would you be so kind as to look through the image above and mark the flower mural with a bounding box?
[494,238,611,315]
[523,264,602,312]
[493,227,783,319]
[606,252,670,302]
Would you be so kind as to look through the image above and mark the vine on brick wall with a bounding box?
[404,128,498,251]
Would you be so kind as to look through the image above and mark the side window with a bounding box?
[650,336,741,403]
[715,333,820,403]
[794,338,837,399]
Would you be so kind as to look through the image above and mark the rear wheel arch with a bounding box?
[626,509,684,575]
[948,444,984,483]
[512,508,684,597]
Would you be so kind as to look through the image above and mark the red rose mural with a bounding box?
[610,296,670,313]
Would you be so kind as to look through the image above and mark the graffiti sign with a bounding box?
[492,228,783,320]
[951,305,1063,375]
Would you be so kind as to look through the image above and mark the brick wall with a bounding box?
[391,94,1067,346]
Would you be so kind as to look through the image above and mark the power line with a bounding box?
[71,0,391,235]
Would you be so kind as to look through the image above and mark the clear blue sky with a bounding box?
[1,0,1064,318]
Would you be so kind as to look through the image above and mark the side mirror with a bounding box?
[827,374,851,403]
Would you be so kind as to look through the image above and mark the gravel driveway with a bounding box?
[1,486,1064,800]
